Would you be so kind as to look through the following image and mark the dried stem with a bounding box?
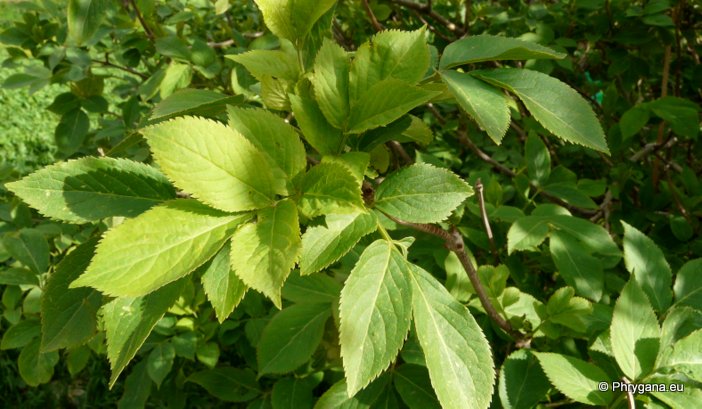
[91,57,148,80]
[207,39,235,48]
[475,179,499,264]
[387,141,413,165]
[362,0,385,31]
[128,0,155,42]
[391,0,463,35]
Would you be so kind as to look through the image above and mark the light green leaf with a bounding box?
[226,50,299,81]
[147,342,176,387]
[254,0,336,44]
[409,265,494,409]
[393,364,441,409]
[339,240,412,396]
[314,375,391,409]
[649,375,702,409]
[321,152,370,184]
[258,303,331,375]
[230,199,301,308]
[440,35,565,68]
[348,79,440,134]
[533,352,612,406]
[498,349,550,409]
[271,377,316,409]
[142,116,286,212]
[0,268,38,286]
[472,68,609,153]
[664,329,702,382]
[196,342,220,368]
[2,229,49,274]
[549,231,603,301]
[201,242,247,323]
[312,39,351,129]
[118,360,152,409]
[299,162,363,219]
[159,62,192,99]
[441,70,510,145]
[282,273,342,304]
[18,338,59,387]
[6,157,175,223]
[545,287,593,331]
[71,200,248,297]
[41,238,101,351]
[187,367,260,402]
[228,106,306,180]
[622,221,672,311]
[350,28,430,101]
[290,91,343,155]
[525,133,551,184]
[104,279,184,387]
[1,319,40,350]
[300,211,377,275]
[67,0,107,45]
[610,278,660,380]
[150,88,243,121]
[507,217,549,254]
[674,259,702,310]
[374,163,473,223]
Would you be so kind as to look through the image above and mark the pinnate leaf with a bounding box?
[440,35,565,68]
[298,162,363,219]
[339,240,412,396]
[201,242,247,323]
[6,157,175,223]
[312,39,351,129]
[71,200,248,297]
[473,68,609,153]
[622,221,672,311]
[533,352,612,406]
[290,90,343,154]
[375,163,472,223]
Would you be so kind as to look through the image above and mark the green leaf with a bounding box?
[226,50,300,81]
[374,163,473,223]
[440,35,566,68]
[409,265,494,409]
[545,287,593,331]
[188,367,260,402]
[350,28,430,101]
[300,211,377,275]
[55,108,89,154]
[393,364,441,409]
[66,346,91,376]
[201,242,247,323]
[507,217,549,253]
[314,375,391,409]
[271,377,316,409]
[1,319,40,350]
[441,70,510,145]
[674,259,702,310]
[299,163,363,218]
[549,231,603,301]
[41,238,101,351]
[2,229,49,274]
[150,88,243,121]
[103,279,184,387]
[499,350,550,409]
[347,79,440,134]
[147,342,176,387]
[610,278,660,380]
[196,342,220,368]
[254,0,336,44]
[18,339,59,387]
[258,303,331,375]
[525,133,551,184]
[339,240,413,395]
[230,199,301,308]
[6,157,175,223]
[67,0,107,45]
[227,106,306,180]
[282,272,342,304]
[159,62,192,98]
[664,329,702,382]
[290,91,343,155]
[648,96,700,139]
[0,268,38,286]
[533,352,612,406]
[472,68,609,153]
[622,221,672,311]
[142,116,287,212]
[312,39,351,129]
[118,360,152,409]
[71,200,248,297]
[619,106,650,140]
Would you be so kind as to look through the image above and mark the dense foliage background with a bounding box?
[0,0,700,408]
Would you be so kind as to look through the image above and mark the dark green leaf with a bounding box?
[187,367,260,402]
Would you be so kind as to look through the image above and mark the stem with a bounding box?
[390,0,463,35]
[475,179,499,265]
[652,45,671,190]
[362,0,385,31]
[91,58,148,80]
[128,0,155,42]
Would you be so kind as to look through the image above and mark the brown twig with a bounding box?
[362,0,385,31]
[387,141,413,165]
[666,172,691,223]
[652,45,672,190]
[475,179,499,264]
[390,0,463,35]
[91,58,148,80]
[207,39,235,48]
[621,377,636,409]
[128,0,155,42]
[629,136,678,162]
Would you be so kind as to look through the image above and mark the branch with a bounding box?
[652,45,672,189]
[91,58,148,80]
[128,0,155,42]
[362,0,385,31]
[390,0,463,35]
[207,39,235,48]
[475,179,499,264]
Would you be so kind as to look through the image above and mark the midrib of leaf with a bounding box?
[43,293,97,348]
[555,240,597,295]
[260,307,328,372]
[518,92,591,147]
[394,370,436,402]
[675,287,702,306]
[16,237,41,273]
[511,359,537,407]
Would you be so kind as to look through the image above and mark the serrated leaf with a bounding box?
[312,39,351,129]
[150,88,243,121]
[350,28,430,101]
[549,231,604,301]
[507,217,549,254]
[321,152,370,184]
[18,338,59,387]
[159,62,192,98]
[472,68,609,153]
[254,0,336,44]
[71,200,248,297]
[67,0,107,46]
[299,162,363,219]
[201,242,247,323]
[290,91,343,155]
[664,329,702,382]
[409,265,494,409]
[228,106,306,180]
[230,199,300,308]
[498,349,550,409]
[347,79,440,134]
[674,259,702,310]
[441,70,510,144]
[147,342,175,387]
[1,319,40,350]
[533,352,612,406]
[6,157,175,223]
[440,35,565,68]
[339,240,412,396]
[103,279,184,387]
[300,211,377,275]
[545,287,593,331]
[610,278,660,380]
[41,238,101,351]
[2,229,49,274]
[226,50,300,81]
[393,364,441,409]
[314,375,391,409]
[187,367,260,402]
[271,377,316,409]
[622,221,672,311]
[142,116,286,212]
[374,163,473,223]
[282,272,342,304]
[257,303,330,375]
